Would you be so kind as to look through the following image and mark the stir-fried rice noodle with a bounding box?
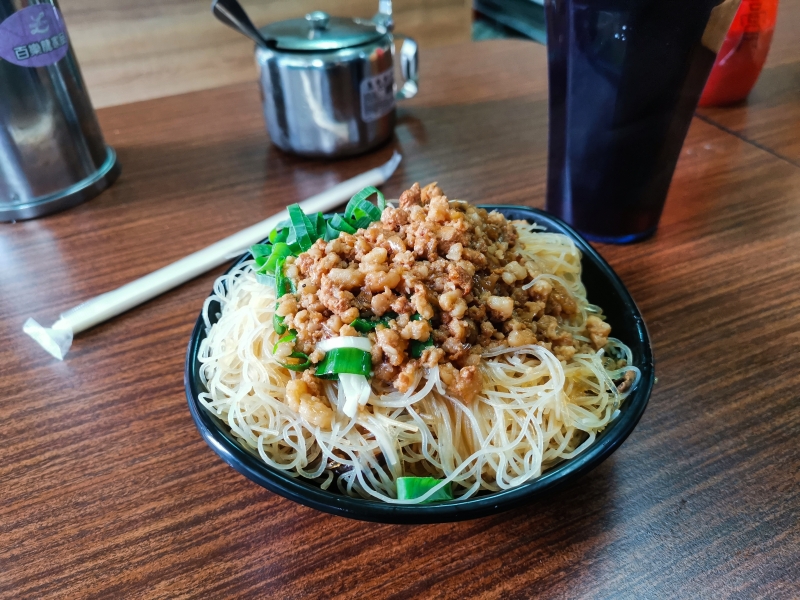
[198,222,640,503]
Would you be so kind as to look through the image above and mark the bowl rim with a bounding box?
[184,205,655,524]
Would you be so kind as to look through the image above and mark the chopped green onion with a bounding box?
[411,313,422,321]
[377,312,398,328]
[352,312,398,332]
[263,254,281,275]
[275,257,290,297]
[250,244,273,259]
[345,187,383,230]
[315,348,372,379]
[255,192,388,288]
[273,313,287,335]
[351,318,377,333]
[258,242,292,277]
[252,244,273,269]
[346,187,384,220]
[271,241,293,258]
[396,477,453,503]
[324,222,341,242]
[409,337,434,358]
[311,212,326,239]
[288,204,314,252]
[284,233,303,255]
[273,330,297,354]
[353,214,373,230]
[330,214,356,234]
[280,351,311,371]
[303,211,317,240]
[316,336,372,353]
[269,224,290,244]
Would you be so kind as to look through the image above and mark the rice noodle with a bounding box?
[197,222,638,503]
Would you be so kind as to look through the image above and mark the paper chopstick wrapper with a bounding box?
[702,0,742,53]
[24,152,402,360]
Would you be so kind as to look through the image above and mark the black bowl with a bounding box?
[185,206,654,524]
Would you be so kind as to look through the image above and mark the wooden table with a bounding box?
[2,34,799,600]
[62,0,472,108]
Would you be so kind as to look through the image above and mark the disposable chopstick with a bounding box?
[23,152,402,360]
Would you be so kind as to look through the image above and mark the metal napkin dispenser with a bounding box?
[0,0,119,221]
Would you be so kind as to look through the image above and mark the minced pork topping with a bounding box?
[275,182,611,403]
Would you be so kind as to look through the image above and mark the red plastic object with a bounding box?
[699,0,779,107]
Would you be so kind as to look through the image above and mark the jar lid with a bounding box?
[260,11,383,51]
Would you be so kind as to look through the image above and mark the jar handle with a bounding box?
[394,35,418,100]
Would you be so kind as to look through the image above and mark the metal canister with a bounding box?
[255,11,418,158]
[0,0,119,222]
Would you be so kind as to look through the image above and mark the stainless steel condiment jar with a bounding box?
[255,11,418,158]
[0,0,119,221]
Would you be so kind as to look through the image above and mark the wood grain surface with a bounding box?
[1,38,799,599]
[59,0,472,109]
[697,0,800,165]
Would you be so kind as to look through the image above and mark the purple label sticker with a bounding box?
[0,5,69,68]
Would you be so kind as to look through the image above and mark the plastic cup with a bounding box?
[543,0,741,243]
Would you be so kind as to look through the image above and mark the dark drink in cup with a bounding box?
[544,0,740,243]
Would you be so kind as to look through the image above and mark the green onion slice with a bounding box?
[315,348,372,379]
[280,351,311,372]
[258,242,292,276]
[376,312,398,328]
[324,222,341,242]
[351,318,377,333]
[269,222,290,244]
[303,211,317,240]
[273,313,287,335]
[409,337,434,359]
[273,330,297,354]
[330,214,356,234]
[254,189,388,287]
[288,204,314,252]
[250,244,273,259]
[274,257,291,297]
[353,214,373,230]
[311,212,326,239]
[396,477,453,503]
[345,187,383,230]
[252,244,273,270]
[351,313,397,332]
[317,336,372,353]
[271,241,293,258]
[284,235,303,255]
